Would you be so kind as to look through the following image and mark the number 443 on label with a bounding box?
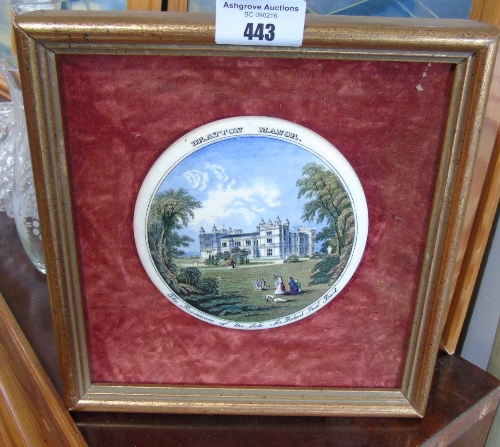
[215,0,306,47]
[243,23,275,41]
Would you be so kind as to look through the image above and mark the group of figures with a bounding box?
[254,276,302,295]
[254,278,268,290]
[274,275,302,295]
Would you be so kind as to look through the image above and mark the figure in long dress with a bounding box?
[289,277,300,295]
[274,276,286,295]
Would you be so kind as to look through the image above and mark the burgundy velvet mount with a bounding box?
[56,54,453,390]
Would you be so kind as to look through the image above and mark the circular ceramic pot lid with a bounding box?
[134,116,368,330]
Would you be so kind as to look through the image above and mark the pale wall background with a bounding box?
[460,214,500,369]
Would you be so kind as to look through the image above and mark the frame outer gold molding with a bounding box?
[13,11,499,417]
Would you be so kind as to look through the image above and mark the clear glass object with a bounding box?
[0,0,61,273]
[1,56,45,273]
[6,0,61,13]
[0,101,15,217]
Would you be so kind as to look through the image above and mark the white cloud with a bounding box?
[251,206,266,213]
[182,163,282,231]
[182,164,230,191]
[206,163,229,182]
[183,170,209,191]
[191,180,281,229]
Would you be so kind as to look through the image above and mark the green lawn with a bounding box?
[174,258,332,322]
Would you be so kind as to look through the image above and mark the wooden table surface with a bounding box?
[0,211,499,447]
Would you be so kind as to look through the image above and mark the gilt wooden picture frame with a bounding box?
[14,11,498,417]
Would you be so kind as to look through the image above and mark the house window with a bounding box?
[246,240,252,246]
[222,242,227,247]
[267,249,273,256]
[267,238,272,244]
[235,241,241,247]
[267,231,272,236]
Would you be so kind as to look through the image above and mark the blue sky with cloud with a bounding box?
[157,136,330,254]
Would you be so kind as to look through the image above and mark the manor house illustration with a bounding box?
[199,217,316,260]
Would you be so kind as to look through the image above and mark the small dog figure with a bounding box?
[266,294,289,303]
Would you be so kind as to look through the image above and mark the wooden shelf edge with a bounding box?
[0,293,88,447]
